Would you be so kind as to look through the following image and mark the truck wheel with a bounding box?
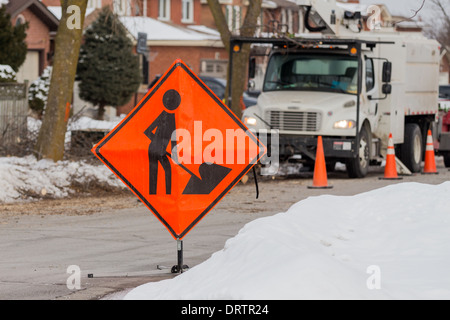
[443,152,450,168]
[326,160,336,172]
[346,125,370,178]
[400,123,422,173]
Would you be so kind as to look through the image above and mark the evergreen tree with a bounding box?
[0,5,28,72]
[76,7,141,120]
[28,66,52,117]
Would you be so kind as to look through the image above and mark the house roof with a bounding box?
[119,16,223,47]
[5,0,59,31]
[268,0,299,10]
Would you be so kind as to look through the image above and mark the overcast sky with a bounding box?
[358,0,443,21]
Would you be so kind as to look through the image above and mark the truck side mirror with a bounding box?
[248,57,256,79]
[382,61,392,83]
[382,83,392,94]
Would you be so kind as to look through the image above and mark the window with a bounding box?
[263,53,358,95]
[200,60,228,78]
[225,5,241,34]
[233,5,241,34]
[159,0,171,20]
[182,0,194,23]
[439,85,450,99]
[142,55,149,84]
[87,0,102,9]
[365,58,374,91]
[225,5,233,31]
[15,14,25,26]
[113,0,128,16]
[281,9,287,27]
[287,10,293,34]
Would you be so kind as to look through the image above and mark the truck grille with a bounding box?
[267,110,321,132]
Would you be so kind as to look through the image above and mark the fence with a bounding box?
[0,83,29,154]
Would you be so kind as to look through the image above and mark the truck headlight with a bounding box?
[244,116,257,126]
[333,120,355,129]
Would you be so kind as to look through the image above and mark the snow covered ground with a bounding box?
[0,115,126,202]
[0,155,125,203]
[124,181,450,300]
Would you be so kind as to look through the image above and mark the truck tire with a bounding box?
[443,152,450,168]
[346,125,370,178]
[326,160,336,172]
[400,123,422,173]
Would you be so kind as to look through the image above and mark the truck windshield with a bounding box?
[263,53,358,95]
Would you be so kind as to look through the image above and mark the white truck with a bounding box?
[235,1,441,177]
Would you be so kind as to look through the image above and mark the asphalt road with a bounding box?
[0,159,448,300]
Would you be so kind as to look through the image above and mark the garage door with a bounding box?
[16,51,40,83]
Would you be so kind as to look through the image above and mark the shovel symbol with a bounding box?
[167,152,231,195]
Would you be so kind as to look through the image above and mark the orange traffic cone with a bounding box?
[422,130,438,174]
[308,136,333,189]
[379,133,402,180]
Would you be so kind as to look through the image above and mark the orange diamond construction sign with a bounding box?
[92,59,266,239]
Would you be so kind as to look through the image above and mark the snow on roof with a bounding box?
[119,16,221,43]
[187,25,221,37]
[262,1,277,9]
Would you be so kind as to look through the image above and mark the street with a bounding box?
[0,159,449,300]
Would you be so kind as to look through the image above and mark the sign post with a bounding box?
[92,59,266,272]
[175,239,183,273]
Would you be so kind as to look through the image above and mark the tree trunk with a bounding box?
[207,0,262,118]
[34,0,88,161]
[97,103,106,121]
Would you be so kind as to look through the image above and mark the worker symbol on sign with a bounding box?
[144,89,180,195]
[144,89,232,195]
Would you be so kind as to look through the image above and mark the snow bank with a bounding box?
[125,182,450,300]
[0,155,125,203]
[68,115,123,131]
[0,64,16,82]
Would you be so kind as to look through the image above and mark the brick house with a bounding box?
[35,0,302,117]
[117,0,302,114]
[39,0,229,117]
[5,0,58,83]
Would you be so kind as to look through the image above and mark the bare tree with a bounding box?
[207,0,262,117]
[426,0,450,46]
[34,1,88,161]
[424,0,450,81]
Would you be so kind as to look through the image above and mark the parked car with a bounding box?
[439,85,450,111]
[148,75,257,108]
